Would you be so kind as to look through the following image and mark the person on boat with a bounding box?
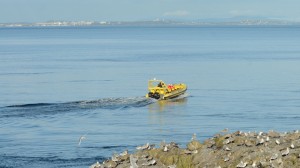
[168,84,175,90]
[158,82,163,87]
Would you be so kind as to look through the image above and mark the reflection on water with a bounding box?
[147,95,189,136]
[148,95,188,113]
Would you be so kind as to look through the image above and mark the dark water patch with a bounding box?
[289,90,300,93]
[1,97,155,118]
[6,103,55,108]
[83,145,134,149]
[67,79,112,83]
[135,50,300,62]
[0,155,105,168]
[57,58,126,63]
[199,112,245,118]
[0,72,54,76]
[81,58,126,62]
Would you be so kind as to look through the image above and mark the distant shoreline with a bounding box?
[1,20,300,28]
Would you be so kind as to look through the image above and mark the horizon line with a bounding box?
[1,19,300,28]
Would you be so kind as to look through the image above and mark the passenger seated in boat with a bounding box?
[157,82,163,87]
[168,84,175,90]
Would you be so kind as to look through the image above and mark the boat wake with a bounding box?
[1,97,156,118]
[7,97,155,109]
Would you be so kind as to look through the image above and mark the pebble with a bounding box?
[236,161,247,168]
[281,147,289,156]
[90,130,300,168]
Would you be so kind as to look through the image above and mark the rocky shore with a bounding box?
[90,130,300,168]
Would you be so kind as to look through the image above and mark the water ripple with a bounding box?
[0,155,105,168]
[1,97,156,118]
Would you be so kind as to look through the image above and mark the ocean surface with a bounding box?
[0,26,300,167]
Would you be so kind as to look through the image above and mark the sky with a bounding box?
[1,0,300,23]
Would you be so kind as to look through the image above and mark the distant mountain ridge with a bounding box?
[1,19,300,27]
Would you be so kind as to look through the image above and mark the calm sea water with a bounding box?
[1,26,300,167]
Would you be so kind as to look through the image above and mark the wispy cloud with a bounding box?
[163,10,190,17]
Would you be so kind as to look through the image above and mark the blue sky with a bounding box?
[1,0,300,23]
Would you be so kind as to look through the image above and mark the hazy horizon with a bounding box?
[1,0,300,23]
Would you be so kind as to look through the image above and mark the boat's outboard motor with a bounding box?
[153,92,160,99]
[148,92,160,99]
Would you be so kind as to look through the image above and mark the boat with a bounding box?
[146,78,187,100]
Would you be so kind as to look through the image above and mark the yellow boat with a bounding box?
[146,79,187,100]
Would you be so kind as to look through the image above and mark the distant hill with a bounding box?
[1,19,300,27]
